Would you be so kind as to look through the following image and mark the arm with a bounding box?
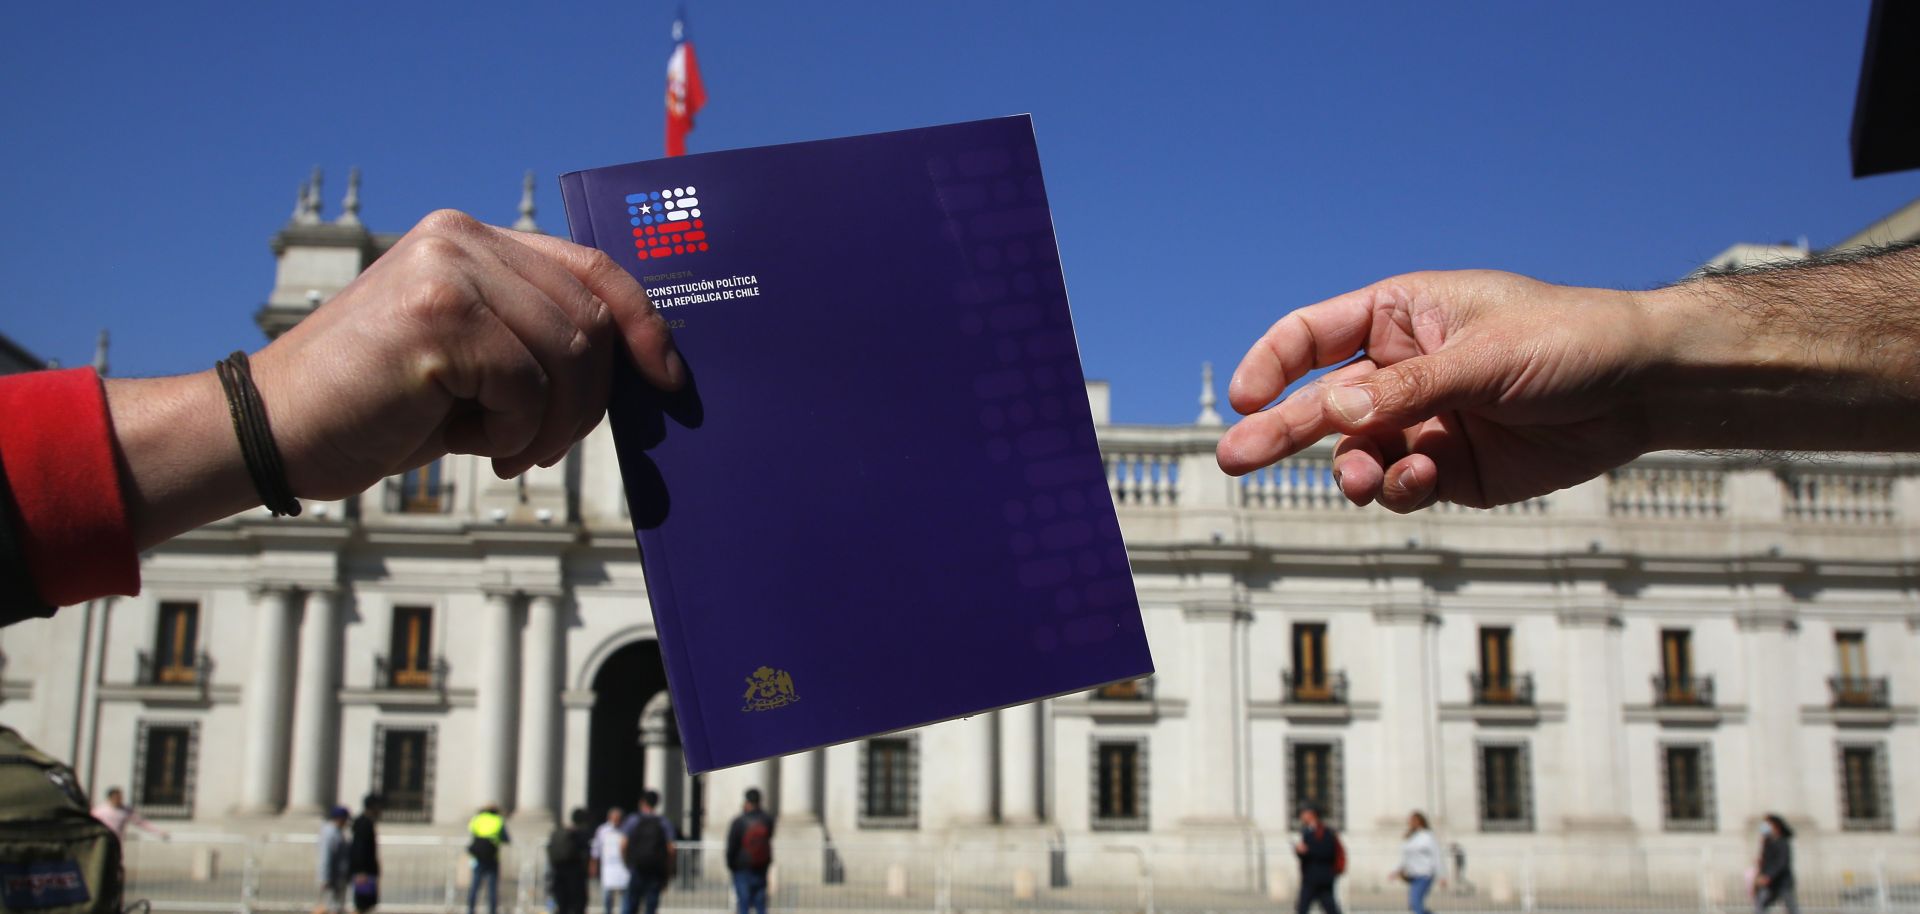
[1218,245,1920,511]
[113,211,683,550]
[725,818,744,868]
[128,811,169,839]
[2,210,683,615]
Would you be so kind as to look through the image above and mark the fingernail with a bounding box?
[664,349,687,389]
[1325,385,1373,424]
[1332,468,1344,489]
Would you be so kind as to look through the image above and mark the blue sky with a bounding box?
[3,2,1917,424]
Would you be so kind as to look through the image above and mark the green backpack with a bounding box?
[0,726,124,913]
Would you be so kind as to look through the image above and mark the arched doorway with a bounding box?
[587,640,667,822]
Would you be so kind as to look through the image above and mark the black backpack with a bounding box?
[545,826,582,868]
[0,725,125,913]
[623,816,669,876]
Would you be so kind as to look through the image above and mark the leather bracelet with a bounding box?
[214,351,302,517]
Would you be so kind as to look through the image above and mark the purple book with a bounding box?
[559,115,1152,773]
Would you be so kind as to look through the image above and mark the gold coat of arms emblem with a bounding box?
[742,666,800,712]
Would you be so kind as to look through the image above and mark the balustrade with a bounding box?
[1782,471,1896,524]
[1607,466,1726,518]
[1239,455,1351,511]
[1105,451,1179,506]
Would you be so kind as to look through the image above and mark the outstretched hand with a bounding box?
[1215,271,1664,513]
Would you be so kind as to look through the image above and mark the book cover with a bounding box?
[560,115,1152,773]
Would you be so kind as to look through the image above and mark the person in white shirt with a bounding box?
[1394,811,1445,914]
[90,787,169,841]
[591,806,630,914]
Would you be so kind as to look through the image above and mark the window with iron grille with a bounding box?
[133,720,198,818]
[1476,742,1532,832]
[859,736,917,828]
[1838,742,1892,831]
[1091,737,1148,830]
[372,724,435,823]
[1660,743,1715,831]
[1285,738,1343,829]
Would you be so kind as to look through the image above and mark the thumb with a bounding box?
[1320,351,1492,435]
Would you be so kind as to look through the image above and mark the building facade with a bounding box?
[1,175,1916,888]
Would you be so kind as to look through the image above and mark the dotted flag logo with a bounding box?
[627,186,707,261]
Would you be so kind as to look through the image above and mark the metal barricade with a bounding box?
[117,832,1919,914]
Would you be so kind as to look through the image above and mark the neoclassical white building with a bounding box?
[1,174,1916,887]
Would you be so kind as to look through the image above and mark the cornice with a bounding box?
[1179,597,1249,622]
[1732,606,1800,632]
[468,525,580,551]
[269,220,377,255]
[1371,599,1438,626]
[1556,596,1621,629]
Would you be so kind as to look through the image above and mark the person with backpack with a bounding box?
[621,790,676,914]
[547,808,593,914]
[465,804,510,914]
[1293,804,1345,914]
[349,794,383,914]
[725,788,775,914]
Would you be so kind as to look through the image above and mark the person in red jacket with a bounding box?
[0,210,683,624]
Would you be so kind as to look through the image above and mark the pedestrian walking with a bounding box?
[314,806,352,914]
[725,788,775,914]
[1393,812,1444,914]
[349,794,383,914]
[622,790,677,914]
[1754,814,1799,914]
[548,808,593,914]
[1292,804,1345,914]
[592,807,630,914]
[89,786,169,841]
[466,804,511,914]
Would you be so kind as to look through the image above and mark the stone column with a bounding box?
[641,691,675,808]
[561,690,596,816]
[475,590,521,810]
[1739,607,1802,825]
[1182,600,1248,823]
[950,713,998,825]
[778,749,822,825]
[240,586,299,814]
[713,759,778,832]
[1373,603,1438,826]
[515,593,563,823]
[286,588,342,815]
[1558,603,1631,831]
[997,702,1041,825]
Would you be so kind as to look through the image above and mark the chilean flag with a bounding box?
[665,9,707,157]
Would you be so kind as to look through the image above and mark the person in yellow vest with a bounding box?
[466,805,511,914]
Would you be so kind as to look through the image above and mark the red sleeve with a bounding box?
[0,367,139,605]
